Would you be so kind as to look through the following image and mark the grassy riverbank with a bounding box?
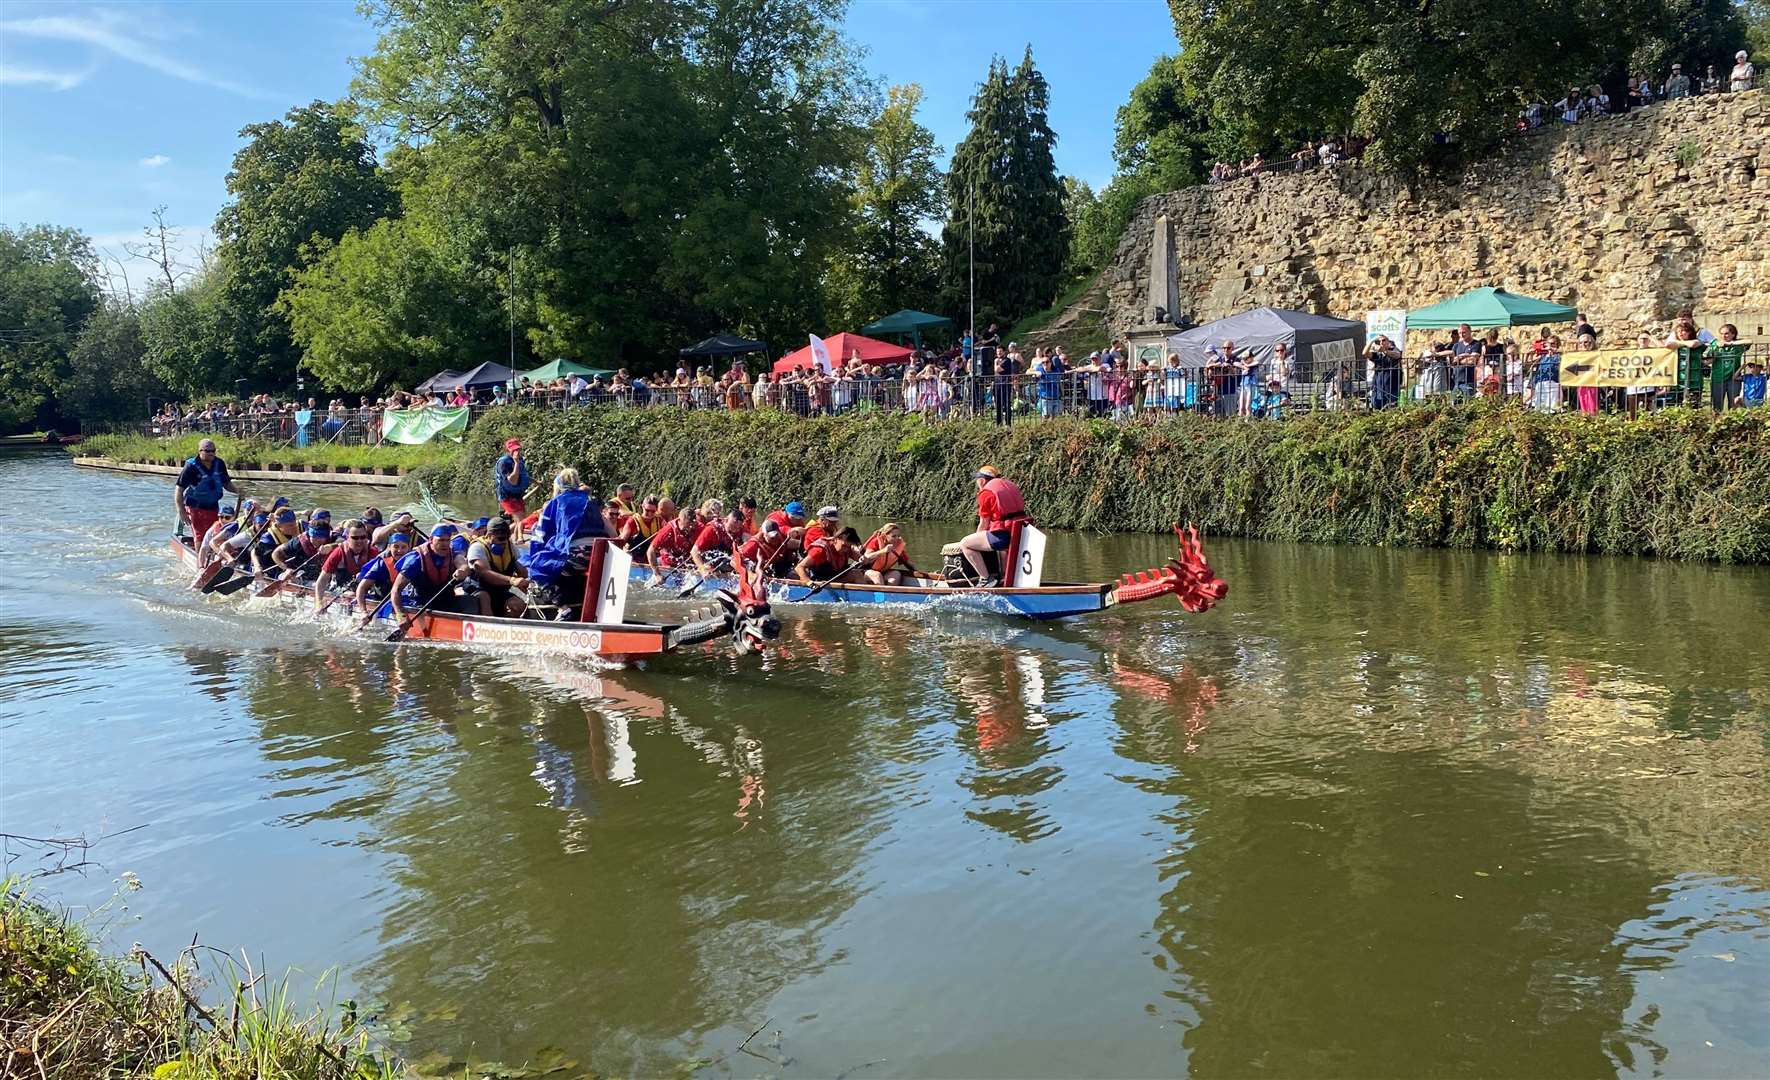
[78,433,458,473]
[426,403,1770,562]
[0,877,401,1078]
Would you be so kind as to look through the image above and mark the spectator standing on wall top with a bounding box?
[495,438,530,519]
[1664,63,1691,98]
[1732,51,1756,92]
[1367,336,1403,410]
[1701,65,1722,94]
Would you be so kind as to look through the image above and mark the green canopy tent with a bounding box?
[1406,287,1577,329]
[517,358,613,382]
[862,309,955,346]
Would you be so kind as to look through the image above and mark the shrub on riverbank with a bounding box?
[0,877,401,1078]
[433,403,1770,562]
[78,433,458,473]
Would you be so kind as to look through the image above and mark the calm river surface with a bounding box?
[3,452,1768,1077]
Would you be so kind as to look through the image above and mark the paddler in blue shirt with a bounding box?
[391,524,471,618]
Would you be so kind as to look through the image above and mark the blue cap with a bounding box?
[219,504,237,517]
[274,508,297,523]
[306,523,331,538]
[784,501,806,517]
[430,523,457,539]
[272,496,290,509]
[310,508,331,521]
[253,511,270,523]
[470,516,489,530]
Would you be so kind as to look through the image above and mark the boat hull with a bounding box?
[170,537,707,660]
[631,564,1111,621]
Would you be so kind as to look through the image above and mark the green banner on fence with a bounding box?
[381,405,470,445]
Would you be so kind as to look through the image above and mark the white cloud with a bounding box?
[0,7,284,102]
[0,61,96,91]
[139,154,170,168]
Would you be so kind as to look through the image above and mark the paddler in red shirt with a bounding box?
[766,500,807,534]
[737,496,760,537]
[796,525,863,585]
[646,508,699,574]
[956,465,1027,586]
[691,509,745,576]
[802,505,842,549]
[735,517,789,593]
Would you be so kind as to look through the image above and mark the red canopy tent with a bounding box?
[771,332,914,374]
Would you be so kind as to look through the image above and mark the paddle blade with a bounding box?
[209,572,255,596]
[674,574,703,598]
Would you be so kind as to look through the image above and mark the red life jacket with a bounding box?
[329,545,372,579]
[982,478,1027,532]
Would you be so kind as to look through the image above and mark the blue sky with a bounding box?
[0,0,1174,280]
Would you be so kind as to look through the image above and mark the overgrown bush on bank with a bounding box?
[0,877,401,1078]
[429,403,1770,562]
[79,433,458,473]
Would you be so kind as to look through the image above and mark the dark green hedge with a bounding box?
[419,403,1770,562]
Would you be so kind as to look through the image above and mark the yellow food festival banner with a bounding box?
[1557,347,1678,388]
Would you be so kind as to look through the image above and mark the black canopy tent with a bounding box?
[680,333,769,359]
[421,361,517,393]
[414,369,463,394]
[1166,307,1366,377]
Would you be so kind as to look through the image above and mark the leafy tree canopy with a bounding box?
[0,226,100,430]
[940,48,1069,328]
[1167,0,1748,173]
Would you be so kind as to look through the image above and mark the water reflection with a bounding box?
[5,456,1769,1077]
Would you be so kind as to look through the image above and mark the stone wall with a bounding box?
[1105,90,1770,349]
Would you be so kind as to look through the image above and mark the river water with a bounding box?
[3,452,1767,1077]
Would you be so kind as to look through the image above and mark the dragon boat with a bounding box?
[637,524,1228,622]
[169,536,777,659]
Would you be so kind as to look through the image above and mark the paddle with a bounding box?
[797,553,871,601]
[675,550,733,598]
[258,539,334,598]
[384,575,462,642]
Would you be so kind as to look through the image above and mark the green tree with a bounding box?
[0,225,100,431]
[61,302,167,423]
[1167,0,1737,174]
[941,49,1069,327]
[843,83,944,322]
[354,0,869,367]
[1746,0,1770,57]
[139,273,239,398]
[282,216,505,391]
[212,100,396,385]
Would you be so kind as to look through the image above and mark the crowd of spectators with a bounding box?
[1208,47,1757,185]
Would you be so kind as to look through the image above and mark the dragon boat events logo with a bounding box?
[460,620,603,652]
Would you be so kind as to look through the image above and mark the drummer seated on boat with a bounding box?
[956,465,1027,587]
[795,526,863,585]
[467,516,528,618]
[314,518,378,610]
[860,522,918,586]
[272,514,336,582]
[354,530,412,609]
[391,524,472,617]
[691,510,745,576]
[647,508,699,573]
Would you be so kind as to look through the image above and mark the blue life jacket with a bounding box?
[181,457,226,509]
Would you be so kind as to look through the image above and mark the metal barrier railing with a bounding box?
[108,341,1770,440]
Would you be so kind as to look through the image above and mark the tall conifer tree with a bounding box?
[940,48,1069,328]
